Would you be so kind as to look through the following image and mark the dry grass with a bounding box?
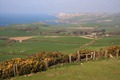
[9,36,33,41]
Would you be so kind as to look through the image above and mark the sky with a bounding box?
[0,0,120,15]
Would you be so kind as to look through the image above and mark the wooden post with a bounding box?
[45,58,49,69]
[98,52,101,60]
[69,55,72,63]
[105,50,108,58]
[77,51,81,61]
[13,64,16,76]
[86,54,88,61]
[90,52,93,59]
[93,51,95,61]
[96,52,100,60]
[78,54,81,61]
[96,52,99,60]
[15,64,18,76]
[116,49,119,59]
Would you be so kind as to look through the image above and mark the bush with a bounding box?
[0,51,69,79]
[107,46,120,56]
[0,46,120,79]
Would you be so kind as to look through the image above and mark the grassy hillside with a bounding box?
[30,36,92,44]
[57,13,120,27]
[0,54,27,62]
[1,36,120,62]
[0,40,5,45]
[0,28,34,37]
[13,59,120,80]
[0,36,92,62]
[0,36,92,54]
[84,37,120,50]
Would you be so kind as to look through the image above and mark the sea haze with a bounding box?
[0,14,57,26]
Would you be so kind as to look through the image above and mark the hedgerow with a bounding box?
[0,46,120,79]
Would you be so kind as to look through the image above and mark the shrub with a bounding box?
[107,46,120,56]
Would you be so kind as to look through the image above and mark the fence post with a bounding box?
[69,55,72,63]
[77,51,81,61]
[93,51,95,61]
[45,58,49,69]
[13,64,16,76]
[105,50,108,58]
[96,52,100,60]
[90,52,93,59]
[15,64,18,76]
[86,54,88,61]
[116,49,119,59]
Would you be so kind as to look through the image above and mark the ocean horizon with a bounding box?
[0,14,57,26]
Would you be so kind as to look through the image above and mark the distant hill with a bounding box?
[55,13,120,27]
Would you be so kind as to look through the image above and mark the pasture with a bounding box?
[0,40,5,45]
[0,36,92,54]
[0,28,34,37]
[84,37,120,50]
[0,36,120,62]
[0,36,92,62]
[0,54,27,62]
[13,59,120,80]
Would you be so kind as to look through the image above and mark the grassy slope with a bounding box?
[0,36,92,54]
[0,54,27,62]
[13,59,120,80]
[0,28,34,37]
[1,36,120,62]
[0,40,5,45]
[30,36,92,44]
[84,37,120,50]
[1,41,79,54]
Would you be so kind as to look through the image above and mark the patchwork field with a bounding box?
[0,36,92,61]
[0,36,92,54]
[0,36,120,62]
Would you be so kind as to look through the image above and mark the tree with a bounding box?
[102,29,106,34]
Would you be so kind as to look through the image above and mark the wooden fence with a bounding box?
[12,49,120,76]
[43,49,120,70]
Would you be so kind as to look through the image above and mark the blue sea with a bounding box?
[0,14,57,26]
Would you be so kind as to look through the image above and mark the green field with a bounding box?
[0,54,27,62]
[0,28,34,37]
[84,37,120,50]
[0,36,92,61]
[12,59,120,80]
[0,36,92,54]
[0,40,5,45]
[0,36,120,62]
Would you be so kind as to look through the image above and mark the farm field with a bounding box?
[0,28,35,37]
[84,37,120,50]
[0,54,27,62]
[0,36,92,53]
[0,36,120,62]
[0,40,5,45]
[13,59,120,80]
[0,36,92,61]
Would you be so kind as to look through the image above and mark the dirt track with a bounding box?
[9,36,33,41]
